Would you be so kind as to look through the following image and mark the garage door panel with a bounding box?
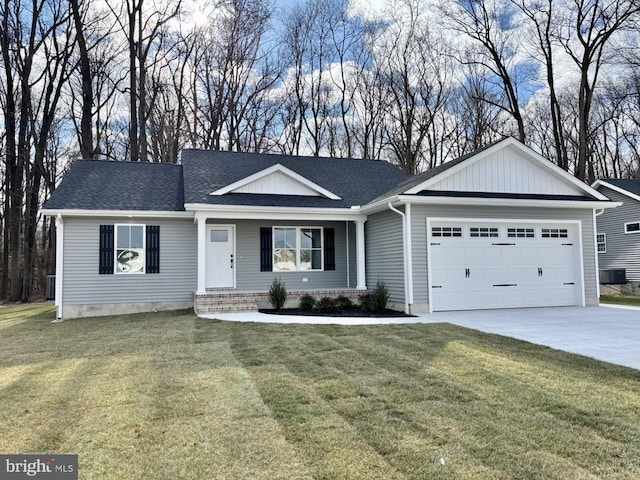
[429,221,580,311]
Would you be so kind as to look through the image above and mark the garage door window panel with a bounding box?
[470,227,498,238]
[508,227,535,238]
[432,226,462,237]
[542,228,568,238]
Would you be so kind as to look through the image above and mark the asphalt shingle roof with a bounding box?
[43,160,185,211]
[180,149,410,208]
[601,179,640,197]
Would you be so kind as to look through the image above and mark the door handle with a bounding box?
[538,267,543,277]
[230,254,234,269]
[465,268,470,278]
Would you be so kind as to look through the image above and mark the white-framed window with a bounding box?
[470,227,498,238]
[273,227,323,271]
[596,233,606,253]
[115,224,145,274]
[624,221,640,234]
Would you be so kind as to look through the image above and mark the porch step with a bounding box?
[194,289,365,315]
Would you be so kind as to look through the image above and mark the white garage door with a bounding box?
[429,221,581,311]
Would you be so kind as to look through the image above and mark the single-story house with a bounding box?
[42,137,617,319]
[592,179,640,284]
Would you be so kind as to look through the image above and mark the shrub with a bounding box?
[315,296,337,313]
[299,294,316,311]
[268,277,287,310]
[334,295,354,310]
[371,279,390,312]
[358,292,374,312]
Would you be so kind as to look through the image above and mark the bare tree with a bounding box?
[556,0,640,182]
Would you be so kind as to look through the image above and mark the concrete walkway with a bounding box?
[205,305,640,370]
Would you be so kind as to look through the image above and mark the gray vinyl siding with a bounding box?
[365,209,405,305]
[409,205,598,307]
[206,219,355,292]
[62,217,197,305]
[596,187,640,283]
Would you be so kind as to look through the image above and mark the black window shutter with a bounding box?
[260,227,272,272]
[324,228,335,271]
[99,225,114,274]
[146,225,160,274]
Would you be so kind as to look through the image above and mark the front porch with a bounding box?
[194,288,366,315]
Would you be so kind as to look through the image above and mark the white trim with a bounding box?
[206,224,237,289]
[197,217,207,295]
[624,221,640,234]
[405,203,414,306]
[345,221,350,288]
[209,163,342,200]
[592,180,640,203]
[355,219,367,290]
[272,226,324,273]
[396,195,618,210]
[114,224,146,274]
[596,232,607,254]
[405,138,609,200]
[425,217,586,313]
[594,210,601,299]
[187,203,366,222]
[387,203,410,314]
[40,209,193,218]
[55,214,64,320]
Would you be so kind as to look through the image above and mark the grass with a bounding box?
[1,304,640,479]
[600,294,640,307]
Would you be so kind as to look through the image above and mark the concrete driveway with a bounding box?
[210,305,640,370]
[420,305,640,370]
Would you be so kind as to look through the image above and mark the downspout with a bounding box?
[594,209,605,300]
[55,214,64,320]
[388,202,410,314]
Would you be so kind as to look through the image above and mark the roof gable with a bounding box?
[210,163,341,200]
[592,179,640,203]
[404,137,608,200]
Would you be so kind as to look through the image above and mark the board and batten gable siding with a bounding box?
[365,209,405,306]
[596,186,640,283]
[429,147,580,195]
[208,219,355,292]
[409,205,599,309]
[62,217,197,307]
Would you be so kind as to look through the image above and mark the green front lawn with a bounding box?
[600,294,640,308]
[1,304,639,479]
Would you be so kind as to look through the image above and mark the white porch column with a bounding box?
[355,218,367,290]
[196,214,207,295]
[55,214,64,320]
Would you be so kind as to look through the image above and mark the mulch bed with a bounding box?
[258,308,414,318]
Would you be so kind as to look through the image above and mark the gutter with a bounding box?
[387,202,411,314]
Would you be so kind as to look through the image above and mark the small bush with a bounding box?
[371,279,390,312]
[268,277,287,310]
[358,292,374,312]
[334,295,354,310]
[315,296,337,313]
[299,294,316,311]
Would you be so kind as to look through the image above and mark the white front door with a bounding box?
[429,221,581,311]
[206,225,235,289]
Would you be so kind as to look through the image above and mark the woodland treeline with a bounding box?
[1,0,639,301]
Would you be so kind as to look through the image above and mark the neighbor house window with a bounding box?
[116,224,145,273]
[596,233,606,253]
[99,224,160,275]
[273,227,323,271]
[625,222,640,234]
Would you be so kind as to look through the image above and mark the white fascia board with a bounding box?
[187,203,366,222]
[396,195,621,209]
[404,137,609,201]
[209,163,342,200]
[592,180,640,203]
[40,208,194,218]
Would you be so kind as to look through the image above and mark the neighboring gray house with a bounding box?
[42,137,616,319]
[592,179,640,285]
